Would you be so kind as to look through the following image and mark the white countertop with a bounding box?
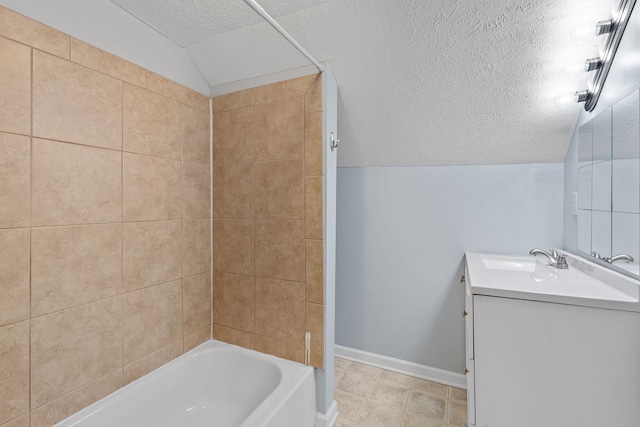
[465,251,640,312]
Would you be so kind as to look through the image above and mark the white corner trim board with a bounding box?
[314,400,338,427]
[335,345,467,390]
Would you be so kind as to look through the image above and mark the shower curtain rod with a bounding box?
[244,0,325,73]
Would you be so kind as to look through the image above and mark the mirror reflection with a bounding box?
[577,89,640,278]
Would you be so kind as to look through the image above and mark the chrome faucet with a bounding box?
[590,251,634,264]
[605,254,634,264]
[529,248,569,269]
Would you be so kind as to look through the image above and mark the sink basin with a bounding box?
[481,254,536,272]
[466,251,640,311]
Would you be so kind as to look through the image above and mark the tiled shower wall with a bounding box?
[0,7,211,427]
[211,75,325,368]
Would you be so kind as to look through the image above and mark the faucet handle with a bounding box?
[555,254,569,269]
[551,249,559,259]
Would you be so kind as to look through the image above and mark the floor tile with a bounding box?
[334,389,365,424]
[336,371,377,398]
[377,370,412,388]
[346,361,380,377]
[355,400,403,427]
[335,356,351,370]
[447,386,467,401]
[368,380,409,409]
[446,399,467,426]
[401,412,445,427]
[406,390,446,422]
[411,378,448,397]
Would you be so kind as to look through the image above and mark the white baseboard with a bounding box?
[315,400,338,427]
[335,345,466,389]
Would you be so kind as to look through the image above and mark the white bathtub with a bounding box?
[53,340,316,427]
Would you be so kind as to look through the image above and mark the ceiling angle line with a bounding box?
[243,0,325,73]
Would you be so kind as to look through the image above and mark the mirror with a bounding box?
[577,89,640,278]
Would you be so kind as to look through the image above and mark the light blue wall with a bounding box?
[336,163,564,372]
[563,4,640,251]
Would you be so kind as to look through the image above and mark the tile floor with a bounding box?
[334,357,467,427]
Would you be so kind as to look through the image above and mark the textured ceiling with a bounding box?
[108,0,334,46]
[4,0,620,167]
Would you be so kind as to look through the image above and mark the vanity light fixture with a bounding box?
[595,19,615,35]
[584,57,602,72]
[576,0,637,110]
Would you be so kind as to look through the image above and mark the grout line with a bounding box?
[29,44,34,415]
[209,97,214,341]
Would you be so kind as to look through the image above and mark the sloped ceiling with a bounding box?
[0,0,618,166]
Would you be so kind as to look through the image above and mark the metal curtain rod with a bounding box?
[244,0,325,73]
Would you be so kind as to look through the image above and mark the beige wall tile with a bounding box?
[285,74,320,99]
[213,163,254,218]
[183,104,210,164]
[305,112,323,176]
[70,38,146,87]
[123,84,182,159]
[213,107,254,165]
[123,340,182,385]
[31,297,122,409]
[183,162,211,219]
[213,325,254,350]
[30,369,121,427]
[305,75,323,113]
[306,176,323,239]
[122,220,181,292]
[255,277,305,341]
[31,139,122,226]
[31,224,123,317]
[254,334,305,364]
[0,38,30,135]
[255,219,305,282]
[184,325,210,352]
[123,153,181,221]
[213,219,254,275]
[306,302,324,368]
[123,280,182,364]
[183,272,212,335]
[213,272,254,332]
[1,414,29,427]
[0,6,69,58]
[212,92,238,113]
[255,97,304,161]
[0,321,29,425]
[238,82,285,107]
[0,133,29,228]
[182,219,211,276]
[255,159,304,220]
[33,51,122,150]
[305,239,324,304]
[0,229,29,326]
[146,71,209,109]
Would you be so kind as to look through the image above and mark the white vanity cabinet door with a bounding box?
[473,295,640,427]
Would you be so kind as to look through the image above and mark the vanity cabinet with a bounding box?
[465,256,640,427]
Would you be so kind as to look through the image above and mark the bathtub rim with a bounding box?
[51,339,316,427]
